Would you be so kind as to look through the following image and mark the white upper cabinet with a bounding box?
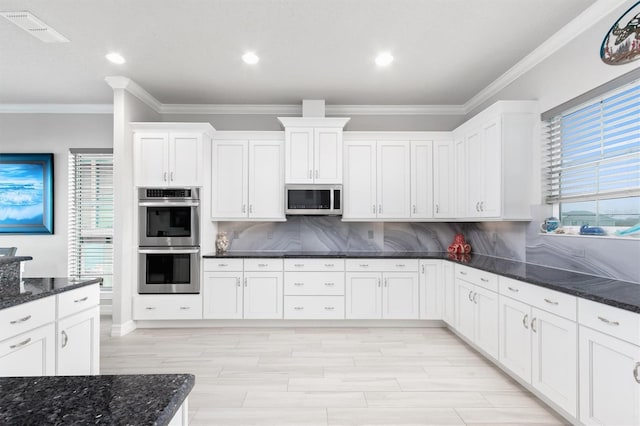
[132,123,214,188]
[211,133,285,221]
[454,101,537,220]
[343,141,377,219]
[411,141,434,219]
[377,141,411,219]
[433,140,455,218]
[279,117,350,184]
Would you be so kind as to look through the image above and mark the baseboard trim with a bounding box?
[134,319,445,329]
[111,320,136,337]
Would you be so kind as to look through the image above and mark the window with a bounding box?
[68,149,114,290]
[543,80,640,230]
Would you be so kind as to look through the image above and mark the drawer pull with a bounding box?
[61,330,68,348]
[480,278,489,283]
[294,307,304,310]
[634,362,640,384]
[179,307,190,310]
[74,296,89,303]
[468,291,473,302]
[218,263,228,267]
[507,287,519,293]
[523,314,529,329]
[10,337,31,349]
[145,307,156,310]
[360,264,369,268]
[324,264,334,267]
[324,307,335,310]
[597,316,620,326]
[294,264,304,267]
[473,293,478,304]
[544,298,559,306]
[10,315,31,325]
[395,264,405,267]
[294,282,304,286]
[459,271,467,275]
[258,263,268,267]
[324,282,335,286]
[531,317,537,333]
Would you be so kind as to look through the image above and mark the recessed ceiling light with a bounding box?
[242,52,259,65]
[375,52,394,67]
[106,52,126,65]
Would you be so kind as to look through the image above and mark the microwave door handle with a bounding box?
[330,189,334,211]
[138,248,200,254]
[138,201,200,207]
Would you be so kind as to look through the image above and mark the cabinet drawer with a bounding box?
[133,295,202,320]
[500,277,576,321]
[284,259,345,272]
[0,297,56,342]
[57,284,100,319]
[455,265,498,292]
[579,298,640,345]
[203,258,243,272]
[244,259,283,272]
[284,272,345,296]
[345,259,419,272]
[284,296,345,319]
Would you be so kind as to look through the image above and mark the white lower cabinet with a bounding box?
[203,272,243,319]
[133,295,203,320]
[243,272,283,319]
[455,276,498,359]
[441,261,455,325]
[345,270,419,320]
[284,296,345,319]
[345,273,382,319]
[57,306,100,376]
[419,260,442,320]
[498,295,531,381]
[0,323,55,376]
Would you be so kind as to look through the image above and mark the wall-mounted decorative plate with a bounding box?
[601,1,640,65]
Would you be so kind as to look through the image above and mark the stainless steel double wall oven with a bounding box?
[138,188,200,294]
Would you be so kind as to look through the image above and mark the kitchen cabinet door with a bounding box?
[203,272,243,319]
[285,127,314,183]
[454,137,467,218]
[345,272,382,319]
[135,133,169,187]
[243,272,283,319]
[579,326,640,426]
[532,308,577,417]
[383,272,419,319]
[314,127,342,184]
[455,278,475,341]
[57,306,100,376]
[377,141,411,219]
[480,117,501,217]
[474,285,499,359]
[410,141,434,218]
[343,141,377,219]
[419,260,442,320]
[249,140,284,219]
[211,140,249,219]
[169,133,202,187]
[442,261,456,326]
[0,323,55,377]
[433,140,455,218]
[466,129,483,218]
[498,296,531,382]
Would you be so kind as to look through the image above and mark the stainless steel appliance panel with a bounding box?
[138,247,200,294]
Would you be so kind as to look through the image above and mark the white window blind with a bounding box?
[543,81,640,204]
[68,149,113,289]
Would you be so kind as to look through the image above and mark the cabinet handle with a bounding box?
[523,314,529,329]
[74,296,89,303]
[145,307,156,310]
[378,278,381,288]
[10,315,31,325]
[294,306,304,310]
[163,172,168,182]
[324,264,334,268]
[236,278,240,287]
[435,204,439,214]
[324,282,334,286]
[459,271,467,276]
[249,204,253,214]
[507,286,519,293]
[378,205,382,214]
[531,317,537,333]
[242,204,246,213]
[468,291,473,302]
[396,264,405,268]
[219,263,228,267]
[170,172,174,182]
[315,170,319,179]
[10,337,31,349]
[412,205,416,214]
[473,293,478,304]
[61,331,68,348]
[480,201,484,211]
[258,263,268,267]
[244,278,247,287]
[480,278,489,282]
[634,362,640,384]
[384,278,388,287]
[597,316,620,326]
[421,265,425,274]
[179,307,190,310]
[475,202,480,212]
[294,263,304,267]
[324,306,335,310]
[372,204,376,214]
[294,282,304,286]
[544,298,559,306]
[360,264,369,268]
[308,170,312,179]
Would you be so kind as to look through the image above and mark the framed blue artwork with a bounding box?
[0,153,54,234]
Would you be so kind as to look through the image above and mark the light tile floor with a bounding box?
[100,319,567,425]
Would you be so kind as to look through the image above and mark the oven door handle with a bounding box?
[138,248,200,254]
[138,201,200,207]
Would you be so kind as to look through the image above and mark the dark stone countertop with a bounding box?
[0,374,195,426]
[204,251,640,313]
[0,255,32,265]
[0,277,102,310]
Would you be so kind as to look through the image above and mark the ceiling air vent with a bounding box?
[0,11,69,43]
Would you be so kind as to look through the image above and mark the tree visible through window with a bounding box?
[68,149,113,289]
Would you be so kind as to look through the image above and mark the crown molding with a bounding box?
[278,117,351,128]
[159,103,301,115]
[105,76,162,113]
[326,104,466,115]
[463,0,629,114]
[0,104,113,114]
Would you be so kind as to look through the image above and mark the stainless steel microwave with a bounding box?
[285,184,342,215]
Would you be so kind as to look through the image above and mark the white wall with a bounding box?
[0,114,113,277]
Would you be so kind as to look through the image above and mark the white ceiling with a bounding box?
[0,0,597,106]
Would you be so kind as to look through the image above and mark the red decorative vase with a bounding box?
[448,233,471,255]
